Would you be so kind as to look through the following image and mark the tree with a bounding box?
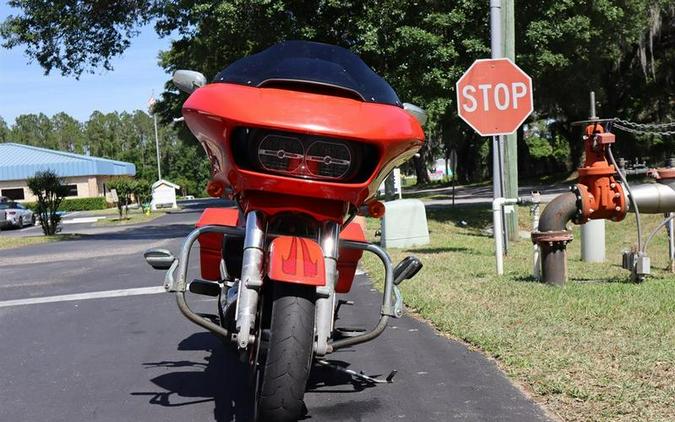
[51,112,84,153]
[2,110,211,194]
[2,1,672,182]
[106,177,135,218]
[10,113,56,148]
[132,179,151,207]
[0,117,9,142]
[26,170,68,235]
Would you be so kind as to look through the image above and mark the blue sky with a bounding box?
[0,2,173,124]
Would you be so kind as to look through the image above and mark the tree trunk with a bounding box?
[413,144,430,185]
[413,156,430,185]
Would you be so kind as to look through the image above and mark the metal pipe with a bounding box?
[315,221,340,356]
[530,193,542,280]
[536,192,578,285]
[153,112,162,181]
[235,211,266,349]
[493,197,519,274]
[580,220,605,262]
[174,224,245,292]
[328,240,396,352]
[490,0,503,58]
[628,183,675,214]
[493,201,505,274]
[579,91,606,263]
[667,212,675,272]
[608,146,642,251]
[177,292,229,338]
[329,316,389,351]
[642,214,675,255]
[490,0,507,256]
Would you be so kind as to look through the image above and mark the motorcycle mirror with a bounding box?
[144,248,176,270]
[403,103,427,126]
[173,70,207,94]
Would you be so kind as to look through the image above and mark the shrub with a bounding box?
[27,170,68,235]
[23,196,108,212]
[107,177,135,218]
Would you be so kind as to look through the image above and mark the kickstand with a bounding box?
[315,359,397,384]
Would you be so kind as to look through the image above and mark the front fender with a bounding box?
[267,236,326,286]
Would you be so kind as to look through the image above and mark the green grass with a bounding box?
[0,234,81,250]
[95,208,168,225]
[88,206,136,216]
[362,205,674,421]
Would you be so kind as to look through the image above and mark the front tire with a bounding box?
[256,283,315,422]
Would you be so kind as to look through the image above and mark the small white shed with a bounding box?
[151,179,180,210]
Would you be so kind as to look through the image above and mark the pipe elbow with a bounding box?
[538,192,579,233]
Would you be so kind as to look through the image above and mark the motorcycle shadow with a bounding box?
[133,333,379,421]
[132,332,253,422]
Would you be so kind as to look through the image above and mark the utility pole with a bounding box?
[490,0,508,253]
[153,113,162,181]
[148,95,162,181]
[502,0,519,241]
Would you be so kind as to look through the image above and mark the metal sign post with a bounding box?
[490,0,506,255]
[449,149,458,206]
[455,0,533,274]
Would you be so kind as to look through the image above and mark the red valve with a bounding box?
[573,124,627,223]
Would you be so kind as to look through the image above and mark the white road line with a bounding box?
[0,286,166,308]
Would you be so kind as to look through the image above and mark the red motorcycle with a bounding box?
[145,41,425,421]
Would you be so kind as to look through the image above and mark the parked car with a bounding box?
[0,197,7,228]
[0,201,36,228]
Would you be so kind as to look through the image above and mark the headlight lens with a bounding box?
[305,141,352,179]
[231,128,378,183]
[257,135,304,173]
[254,134,354,180]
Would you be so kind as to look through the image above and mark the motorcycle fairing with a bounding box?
[267,236,326,286]
[195,208,240,281]
[336,218,367,293]
[182,83,424,212]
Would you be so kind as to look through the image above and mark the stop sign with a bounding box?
[456,58,533,136]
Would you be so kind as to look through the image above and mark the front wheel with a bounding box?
[255,283,315,422]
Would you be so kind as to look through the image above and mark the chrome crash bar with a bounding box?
[149,225,403,350]
[166,225,245,339]
[328,240,402,352]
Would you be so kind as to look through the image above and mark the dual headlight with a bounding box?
[233,128,377,182]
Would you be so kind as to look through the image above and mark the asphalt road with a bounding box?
[0,200,552,421]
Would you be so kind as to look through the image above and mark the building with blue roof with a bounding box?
[0,143,136,202]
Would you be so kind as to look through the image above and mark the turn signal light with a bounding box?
[367,201,385,218]
[207,179,225,198]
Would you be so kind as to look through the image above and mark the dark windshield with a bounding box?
[214,41,401,107]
